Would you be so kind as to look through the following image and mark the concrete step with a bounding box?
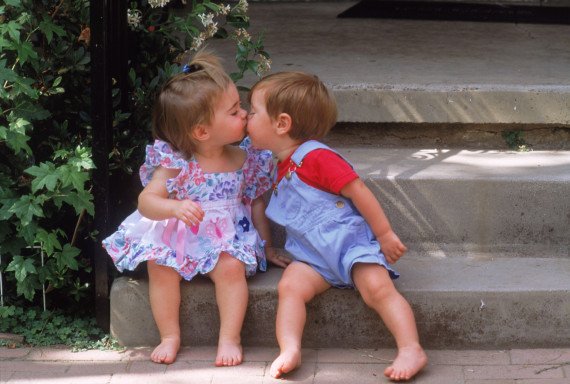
[271,147,570,257]
[204,2,570,126]
[110,148,570,349]
[110,255,570,349]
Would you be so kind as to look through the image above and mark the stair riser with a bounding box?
[269,179,570,256]
[110,273,570,349]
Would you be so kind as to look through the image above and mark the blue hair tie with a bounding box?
[183,64,202,73]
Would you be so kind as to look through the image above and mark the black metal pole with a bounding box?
[91,0,112,332]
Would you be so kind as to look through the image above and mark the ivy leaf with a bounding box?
[58,164,88,191]
[17,276,41,301]
[39,14,66,44]
[8,195,44,226]
[0,59,18,83]
[6,255,37,282]
[5,129,32,155]
[60,189,94,216]
[14,40,38,65]
[36,228,63,256]
[56,244,80,271]
[1,20,22,41]
[10,100,51,121]
[26,162,59,192]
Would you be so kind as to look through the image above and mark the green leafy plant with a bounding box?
[0,305,122,351]
[502,130,532,152]
[0,0,270,312]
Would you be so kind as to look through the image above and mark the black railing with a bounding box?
[90,0,127,332]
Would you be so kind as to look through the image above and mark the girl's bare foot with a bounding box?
[215,339,243,366]
[384,344,428,381]
[269,349,302,378]
[150,336,180,364]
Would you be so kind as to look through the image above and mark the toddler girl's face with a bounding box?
[209,84,247,144]
[247,89,276,151]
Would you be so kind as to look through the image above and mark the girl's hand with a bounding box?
[173,199,204,227]
[378,230,408,264]
[265,246,291,268]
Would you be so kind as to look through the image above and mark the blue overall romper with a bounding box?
[266,140,399,289]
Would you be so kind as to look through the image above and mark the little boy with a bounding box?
[246,71,427,381]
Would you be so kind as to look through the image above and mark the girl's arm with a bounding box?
[138,166,204,226]
[250,196,291,268]
[340,178,407,263]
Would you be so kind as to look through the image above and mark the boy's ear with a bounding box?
[191,124,210,141]
[276,113,292,135]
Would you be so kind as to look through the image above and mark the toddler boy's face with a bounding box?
[247,89,277,151]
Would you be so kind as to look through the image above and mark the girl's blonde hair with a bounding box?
[249,71,337,141]
[152,50,232,159]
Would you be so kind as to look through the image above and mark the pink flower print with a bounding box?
[194,174,206,186]
[205,217,229,246]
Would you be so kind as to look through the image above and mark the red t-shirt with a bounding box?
[276,149,359,195]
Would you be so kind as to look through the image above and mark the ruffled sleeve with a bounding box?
[139,140,187,187]
[240,137,275,199]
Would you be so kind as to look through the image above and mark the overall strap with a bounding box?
[291,140,352,169]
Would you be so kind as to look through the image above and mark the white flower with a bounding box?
[127,9,142,30]
[191,33,207,50]
[149,0,171,8]
[218,4,231,15]
[198,13,215,27]
[235,0,248,13]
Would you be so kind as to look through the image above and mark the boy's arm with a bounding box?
[138,166,204,226]
[340,178,407,263]
[250,196,291,268]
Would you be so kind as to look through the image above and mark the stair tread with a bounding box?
[329,147,570,181]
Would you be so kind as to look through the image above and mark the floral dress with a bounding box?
[102,137,274,280]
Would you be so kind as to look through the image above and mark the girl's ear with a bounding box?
[191,124,210,142]
[276,113,292,135]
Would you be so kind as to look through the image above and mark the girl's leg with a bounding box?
[352,263,427,382]
[207,252,248,367]
[270,262,330,378]
[147,260,183,364]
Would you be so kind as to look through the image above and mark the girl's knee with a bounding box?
[210,252,246,282]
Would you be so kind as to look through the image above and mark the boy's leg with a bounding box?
[207,252,248,366]
[147,260,183,364]
[352,263,427,381]
[270,262,331,378]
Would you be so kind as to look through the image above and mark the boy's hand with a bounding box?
[378,230,408,264]
[265,246,291,268]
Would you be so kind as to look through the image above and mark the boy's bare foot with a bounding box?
[150,336,180,364]
[269,349,302,378]
[215,339,243,366]
[384,344,428,381]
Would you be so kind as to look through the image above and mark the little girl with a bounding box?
[102,51,289,366]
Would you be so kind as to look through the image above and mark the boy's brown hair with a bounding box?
[249,71,337,141]
[152,50,232,159]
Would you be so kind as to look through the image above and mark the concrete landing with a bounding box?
[206,1,570,125]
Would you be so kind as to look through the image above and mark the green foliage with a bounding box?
[502,130,532,152]
[0,305,122,351]
[1,0,94,307]
[0,0,270,309]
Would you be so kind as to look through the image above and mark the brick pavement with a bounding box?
[1,346,569,383]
